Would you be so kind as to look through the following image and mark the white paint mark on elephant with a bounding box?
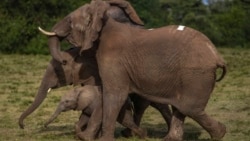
[177,25,185,31]
[148,28,154,30]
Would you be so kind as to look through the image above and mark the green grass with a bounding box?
[0,48,249,141]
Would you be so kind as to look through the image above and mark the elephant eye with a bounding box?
[65,100,69,103]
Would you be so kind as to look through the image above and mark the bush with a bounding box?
[0,0,89,54]
[0,0,249,54]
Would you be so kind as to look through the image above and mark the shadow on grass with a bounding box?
[115,122,210,141]
[38,124,75,135]
[34,123,211,141]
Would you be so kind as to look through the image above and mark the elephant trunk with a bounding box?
[48,36,67,65]
[38,27,66,65]
[18,69,55,129]
[44,105,63,128]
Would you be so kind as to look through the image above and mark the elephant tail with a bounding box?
[216,63,227,82]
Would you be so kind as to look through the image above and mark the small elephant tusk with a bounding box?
[47,88,51,93]
[38,27,56,36]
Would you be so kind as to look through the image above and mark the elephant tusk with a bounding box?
[47,88,51,93]
[38,27,56,36]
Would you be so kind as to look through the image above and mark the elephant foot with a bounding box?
[121,128,132,138]
[77,131,95,141]
[133,128,147,139]
[97,136,115,141]
[163,129,183,141]
[163,135,182,141]
[209,122,226,140]
[121,128,147,139]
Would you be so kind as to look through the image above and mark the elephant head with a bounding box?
[39,0,144,65]
[18,47,100,129]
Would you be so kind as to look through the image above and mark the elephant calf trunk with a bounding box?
[18,118,25,129]
[44,108,62,128]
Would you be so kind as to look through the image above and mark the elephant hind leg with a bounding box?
[188,111,226,140]
[163,107,185,141]
[176,71,226,139]
[178,96,226,139]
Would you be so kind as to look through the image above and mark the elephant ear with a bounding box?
[71,4,92,32]
[106,0,144,26]
[81,0,110,53]
[68,4,92,48]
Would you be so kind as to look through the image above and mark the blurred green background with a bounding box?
[0,0,249,54]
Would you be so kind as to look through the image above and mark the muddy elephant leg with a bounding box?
[75,113,89,134]
[118,99,147,139]
[77,100,102,140]
[164,107,185,141]
[188,111,226,140]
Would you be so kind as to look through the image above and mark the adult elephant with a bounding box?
[19,0,172,135]
[18,47,172,138]
[18,47,100,129]
[19,0,145,130]
[39,0,227,141]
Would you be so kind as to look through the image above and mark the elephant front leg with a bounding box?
[77,102,102,140]
[99,89,129,141]
[75,113,89,134]
[164,107,185,141]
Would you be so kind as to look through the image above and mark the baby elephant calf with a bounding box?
[44,85,146,139]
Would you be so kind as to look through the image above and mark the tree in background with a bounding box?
[157,0,250,47]
[209,0,250,47]
[0,0,249,54]
[0,0,89,54]
[128,0,166,28]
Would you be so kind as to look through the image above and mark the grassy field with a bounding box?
[0,48,249,141]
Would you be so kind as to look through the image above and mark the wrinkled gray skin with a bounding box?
[18,47,171,137]
[40,0,227,141]
[44,85,147,139]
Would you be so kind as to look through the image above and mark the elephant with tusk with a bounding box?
[18,47,172,138]
[19,0,146,130]
[38,0,227,141]
[18,47,101,129]
[38,0,144,65]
